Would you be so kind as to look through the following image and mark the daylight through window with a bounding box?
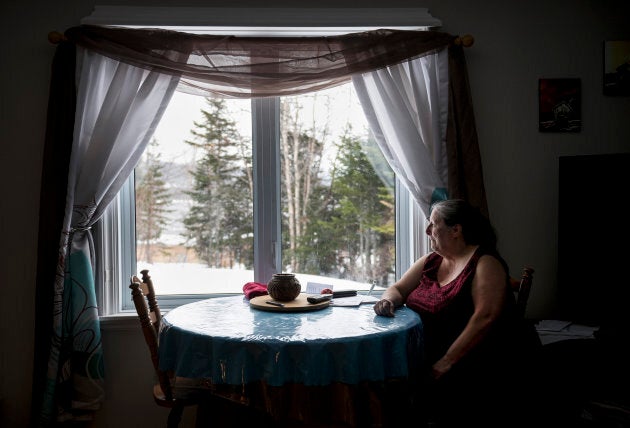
[133,83,396,298]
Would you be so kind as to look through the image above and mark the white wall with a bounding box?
[2,0,629,427]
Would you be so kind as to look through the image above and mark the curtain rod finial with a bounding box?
[454,34,474,47]
[48,31,67,44]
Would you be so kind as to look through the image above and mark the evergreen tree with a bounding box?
[136,139,172,263]
[306,132,395,282]
[183,98,253,268]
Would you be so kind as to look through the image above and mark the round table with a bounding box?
[158,294,423,386]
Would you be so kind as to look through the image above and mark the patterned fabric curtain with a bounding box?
[34,25,485,425]
[34,43,180,426]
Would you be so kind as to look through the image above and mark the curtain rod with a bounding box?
[48,30,474,46]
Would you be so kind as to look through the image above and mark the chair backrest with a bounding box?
[129,270,173,402]
[510,266,535,319]
[140,269,162,335]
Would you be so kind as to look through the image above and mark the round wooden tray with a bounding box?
[250,293,330,312]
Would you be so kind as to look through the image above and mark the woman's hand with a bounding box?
[431,358,453,380]
[373,298,396,317]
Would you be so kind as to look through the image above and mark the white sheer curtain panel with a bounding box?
[352,48,449,217]
[71,48,180,221]
[41,48,179,422]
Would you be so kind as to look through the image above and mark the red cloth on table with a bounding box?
[243,282,268,299]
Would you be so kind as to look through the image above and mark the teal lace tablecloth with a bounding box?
[158,295,423,386]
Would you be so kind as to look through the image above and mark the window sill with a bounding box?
[99,313,138,331]
[99,311,172,331]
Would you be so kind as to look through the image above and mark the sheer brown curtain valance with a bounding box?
[64,25,456,98]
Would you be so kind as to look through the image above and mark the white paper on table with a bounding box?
[306,282,333,294]
[330,295,380,307]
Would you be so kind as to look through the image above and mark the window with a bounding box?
[96,84,425,314]
[87,11,438,315]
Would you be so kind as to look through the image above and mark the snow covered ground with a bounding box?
[138,261,382,295]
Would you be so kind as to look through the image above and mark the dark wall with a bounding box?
[558,152,630,325]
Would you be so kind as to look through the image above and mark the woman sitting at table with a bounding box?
[373,199,539,428]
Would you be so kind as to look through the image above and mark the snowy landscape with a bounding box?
[138,261,381,295]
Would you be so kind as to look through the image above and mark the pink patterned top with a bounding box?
[406,247,517,367]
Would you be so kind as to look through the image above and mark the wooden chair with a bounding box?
[507,266,544,427]
[129,269,200,428]
[509,266,535,320]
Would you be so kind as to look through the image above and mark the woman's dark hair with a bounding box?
[430,199,510,278]
[430,199,498,250]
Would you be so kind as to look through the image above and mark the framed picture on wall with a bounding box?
[538,78,581,132]
[604,40,630,96]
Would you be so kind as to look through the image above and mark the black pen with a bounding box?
[266,301,285,307]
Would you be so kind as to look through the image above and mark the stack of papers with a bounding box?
[535,319,599,345]
[535,319,573,331]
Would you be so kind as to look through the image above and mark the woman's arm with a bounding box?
[373,254,429,317]
[431,254,508,379]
